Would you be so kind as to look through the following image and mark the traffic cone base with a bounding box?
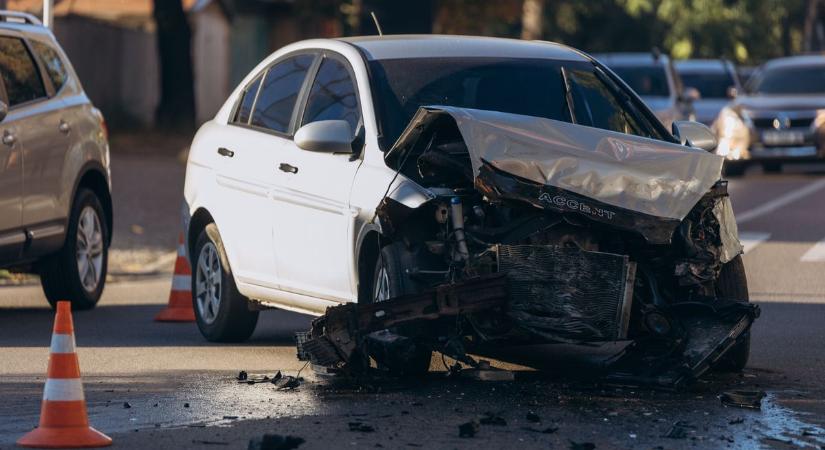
[155,233,196,322]
[17,422,112,448]
[17,301,112,448]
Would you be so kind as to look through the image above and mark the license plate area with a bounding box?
[762,130,806,146]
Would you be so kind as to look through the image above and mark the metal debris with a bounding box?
[569,442,596,450]
[479,412,507,426]
[237,371,248,381]
[663,421,694,439]
[526,411,540,423]
[123,402,132,409]
[458,420,479,438]
[247,434,305,450]
[347,422,375,433]
[720,390,766,410]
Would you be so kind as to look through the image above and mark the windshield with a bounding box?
[368,57,667,147]
[680,71,736,98]
[609,66,671,97]
[749,65,825,95]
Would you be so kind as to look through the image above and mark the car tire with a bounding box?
[762,162,782,173]
[714,254,750,372]
[723,163,746,177]
[192,223,258,342]
[368,242,433,376]
[39,188,109,310]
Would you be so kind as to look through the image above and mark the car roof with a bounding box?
[674,59,732,72]
[762,54,825,70]
[593,52,670,66]
[338,35,591,62]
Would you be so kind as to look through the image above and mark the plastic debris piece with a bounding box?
[247,433,305,450]
[459,420,479,438]
[720,390,766,410]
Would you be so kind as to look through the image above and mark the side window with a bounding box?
[233,74,262,124]
[0,37,46,106]
[301,57,361,136]
[250,54,314,133]
[567,68,646,137]
[31,40,68,93]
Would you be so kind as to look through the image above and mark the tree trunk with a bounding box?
[521,0,544,40]
[804,0,825,52]
[153,0,195,130]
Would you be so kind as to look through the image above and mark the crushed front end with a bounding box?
[298,107,759,388]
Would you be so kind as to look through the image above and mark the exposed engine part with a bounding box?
[450,197,470,261]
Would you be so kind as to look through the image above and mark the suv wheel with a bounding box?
[714,254,751,372]
[193,223,258,342]
[39,188,108,310]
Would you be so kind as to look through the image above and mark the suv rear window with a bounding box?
[0,37,46,106]
[31,40,68,93]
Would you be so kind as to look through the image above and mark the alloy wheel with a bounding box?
[195,242,222,324]
[75,206,104,293]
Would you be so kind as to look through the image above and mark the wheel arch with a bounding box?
[73,164,112,245]
[356,228,385,303]
[188,207,215,266]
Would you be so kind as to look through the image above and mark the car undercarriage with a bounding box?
[298,107,759,388]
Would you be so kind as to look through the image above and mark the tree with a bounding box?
[153,0,195,130]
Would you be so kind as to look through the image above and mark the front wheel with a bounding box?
[192,224,258,342]
[714,254,751,372]
[39,188,109,310]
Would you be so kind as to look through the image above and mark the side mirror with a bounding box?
[0,101,7,123]
[672,120,717,152]
[726,86,738,99]
[294,120,353,154]
[683,87,701,102]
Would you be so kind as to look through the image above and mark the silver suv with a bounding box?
[0,12,111,309]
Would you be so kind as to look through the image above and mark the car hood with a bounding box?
[386,106,724,221]
[733,95,825,113]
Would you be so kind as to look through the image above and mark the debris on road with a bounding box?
[526,411,541,423]
[192,439,229,446]
[347,422,375,433]
[237,371,248,381]
[522,426,558,434]
[123,402,132,409]
[663,421,694,439]
[247,433,305,450]
[479,412,507,426]
[720,390,766,410]
[458,420,480,438]
[569,441,596,450]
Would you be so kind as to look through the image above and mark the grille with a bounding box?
[498,245,635,343]
[752,117,814,130]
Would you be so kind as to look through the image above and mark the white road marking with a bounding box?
[736,178,825,224]
[801,237,825,262]
[739,232,771,254]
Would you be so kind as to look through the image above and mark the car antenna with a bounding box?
[370,11,384,36]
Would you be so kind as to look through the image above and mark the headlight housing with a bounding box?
[713,107,750,160]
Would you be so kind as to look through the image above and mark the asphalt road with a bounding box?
[2,164,825,449]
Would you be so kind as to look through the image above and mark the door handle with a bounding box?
[217,147,234,157]
[58,120,70,134]
[278,163,298,174]
[2,130,15,146]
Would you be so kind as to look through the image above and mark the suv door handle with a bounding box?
[278,163,298,174]
[2,131,15,146]
[217,147,234,157]
[58,120,70,134]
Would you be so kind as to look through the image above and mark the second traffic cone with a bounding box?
[155,233,196,322]
[17,301,112,448]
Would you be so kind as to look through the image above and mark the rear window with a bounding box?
[31,40,68,93]
[233,74,262,124]
[609,66,670,97]
[679,71,736,98]
[0,36,46,106]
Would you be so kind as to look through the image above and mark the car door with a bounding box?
[270,53,363,303]
[0,64,24,262]
[0,36,69,231]
[212,53,316,288]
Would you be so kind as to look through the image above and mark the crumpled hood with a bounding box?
[387,106,724,221]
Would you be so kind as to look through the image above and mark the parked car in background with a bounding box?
[0,12,112,309]
[737,65,758,86]
[595,52,695,128]
[675,59,742,125]
[713,55,825,175]
[183,35,753,380]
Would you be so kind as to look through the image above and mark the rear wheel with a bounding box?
[714,254,750,372]
[39,188,109,310]
[368,242,433,376]
[193,224,258,342]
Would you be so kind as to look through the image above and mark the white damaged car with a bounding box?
[182,36,756,386]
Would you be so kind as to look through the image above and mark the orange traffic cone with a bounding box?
[154,233,195,322]
[17,301,112,448]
